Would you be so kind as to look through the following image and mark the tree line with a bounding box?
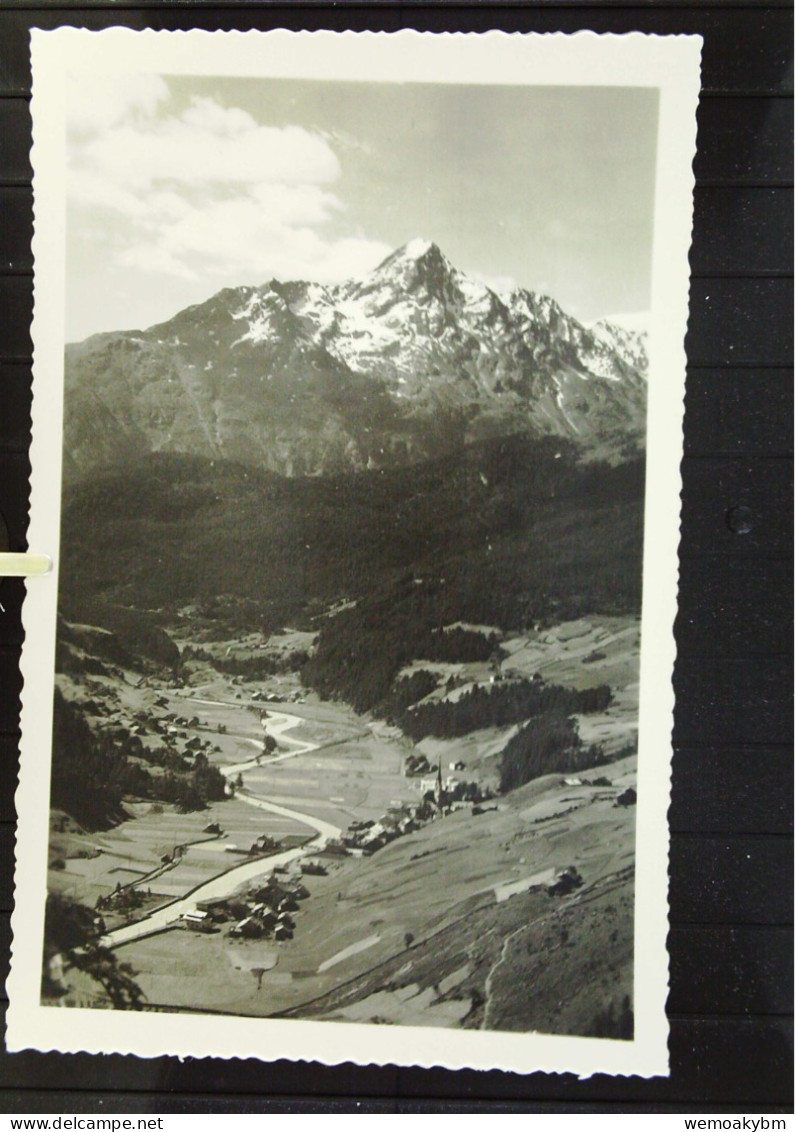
[42,892,144,1009]
[302,609,497,716]
[498,712,609,793]
[59,440,644,631]
[182,645,310,679]
[51,691,227,831]
[399,679,612,742]
[381,670,439,722]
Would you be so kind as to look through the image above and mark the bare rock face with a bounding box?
[64,241,648,479]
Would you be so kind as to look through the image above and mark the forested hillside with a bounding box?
[59,436,644,645]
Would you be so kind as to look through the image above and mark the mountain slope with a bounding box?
[59,437,644,637]
[64,242,647,478]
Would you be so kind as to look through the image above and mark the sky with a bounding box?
[65,73,659,341]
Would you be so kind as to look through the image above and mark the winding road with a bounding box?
[103,701,343,949]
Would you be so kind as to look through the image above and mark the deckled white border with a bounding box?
[9,28,701,1077]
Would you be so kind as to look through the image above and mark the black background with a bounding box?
[0,0,792,1114]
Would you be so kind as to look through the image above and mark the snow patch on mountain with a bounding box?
[404,237,434,259]
[63,239,649,478]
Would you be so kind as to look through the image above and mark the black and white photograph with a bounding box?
[9,29,701,1076]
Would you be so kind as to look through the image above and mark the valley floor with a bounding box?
[47,616,638,1037]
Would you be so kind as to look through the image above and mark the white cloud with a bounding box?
[67,168,147,218]
[67,73,169,135]
[79,111,339,191]
[180,96,256,137]
[118,190,390,284]
[119,243,198,281]
[67,81,385,290]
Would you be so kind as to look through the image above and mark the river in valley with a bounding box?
[104,700,343,948]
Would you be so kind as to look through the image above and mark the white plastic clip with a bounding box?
[0,553,52,577]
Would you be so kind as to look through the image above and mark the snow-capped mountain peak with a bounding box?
[64,241,649,478]
[355,239,460,302]
[404,236,435,259]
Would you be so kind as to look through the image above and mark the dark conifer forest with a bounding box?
[50,691,227,830]
[59,437,644,634]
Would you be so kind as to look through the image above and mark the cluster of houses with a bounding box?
[558,775,636,809]
[245,832,310,856]
[251,688,306,705]
[179,873,312,940]
[319,756,500,858]
[415,766,470,801]
[405,755,482,805]
[340,801,429,855]
[337,772,494,857]
[404,754,467,783]
[92,697,224,765]
[95,884,146,916]
[404,752,432,777]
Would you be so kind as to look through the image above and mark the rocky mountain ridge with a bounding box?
[64,240,648,478]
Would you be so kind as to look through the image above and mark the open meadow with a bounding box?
[48,610,639,1036]
[117,750,636,1031]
